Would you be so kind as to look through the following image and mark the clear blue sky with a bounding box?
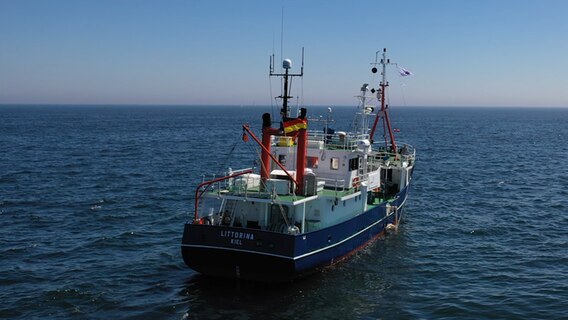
[1,0,567,107]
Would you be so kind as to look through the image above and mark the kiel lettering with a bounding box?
[220,230,255,246]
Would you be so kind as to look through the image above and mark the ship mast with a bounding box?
[356,83,371,137]
[369,48,398,153]
[259,48,308,195]
[270,48,304,117]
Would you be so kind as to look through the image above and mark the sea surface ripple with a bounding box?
[1,105,567,319]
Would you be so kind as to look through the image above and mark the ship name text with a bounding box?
[220,230,255,246]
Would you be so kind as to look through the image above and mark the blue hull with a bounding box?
[181,186,410,282]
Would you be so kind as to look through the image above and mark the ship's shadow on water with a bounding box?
[180,274,324,319]
[177,233,410,320]
[179,270,377,320]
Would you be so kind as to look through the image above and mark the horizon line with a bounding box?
[1,103,567,109]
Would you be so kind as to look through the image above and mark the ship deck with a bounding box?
[204,186,392,208]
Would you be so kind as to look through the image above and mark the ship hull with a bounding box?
[182,186,410,282]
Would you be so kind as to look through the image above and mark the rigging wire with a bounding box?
[300,66,304,109]
[280,7,284,75]
[194,139,240,208]
[195,123,260,201]
[398,77,409,107]
[393,62,410,107]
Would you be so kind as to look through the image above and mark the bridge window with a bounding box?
[330,157,339,170]
[348,157,359,171]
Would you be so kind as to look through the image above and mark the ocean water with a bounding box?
[1,105,567,319]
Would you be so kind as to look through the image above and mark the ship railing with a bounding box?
[398,144,416,165]
[373,142,416,164]
[317,177,356,196]
[227,175,300,201]
[202,169,309,201]
[228,184,273,198]
[397,141,416,161]
[307,130,371,150]
[193,169,254,223]
[200,168,255,194]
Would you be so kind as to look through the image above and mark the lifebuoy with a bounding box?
[352,176,360,188]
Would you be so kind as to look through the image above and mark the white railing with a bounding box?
[372,142,416,164]
[317,177,347,190]
[307,130,370,150]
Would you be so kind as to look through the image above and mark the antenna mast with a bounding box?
[270,47,304,118]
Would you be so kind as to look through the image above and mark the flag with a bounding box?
[398,66,413,76]
[283,118,308,133]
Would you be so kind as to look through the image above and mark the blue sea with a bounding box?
[1,105,567,319]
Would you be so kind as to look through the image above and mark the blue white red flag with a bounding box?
[398,66,413,76]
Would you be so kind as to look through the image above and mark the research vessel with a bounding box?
[181,49,415,281]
